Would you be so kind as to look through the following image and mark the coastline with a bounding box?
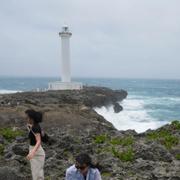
[0,86,179,179]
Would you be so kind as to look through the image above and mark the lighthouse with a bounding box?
[48,25,83,90]
[59,25,72,82]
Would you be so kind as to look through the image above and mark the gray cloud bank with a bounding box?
[0,0,180,79]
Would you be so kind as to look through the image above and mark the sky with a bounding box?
[0,0,180,79]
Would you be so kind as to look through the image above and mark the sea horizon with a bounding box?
[0,76,179,133]
[0,75,180,80]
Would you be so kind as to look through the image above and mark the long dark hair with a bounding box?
[75,153,101,170]
[25,109,43,124]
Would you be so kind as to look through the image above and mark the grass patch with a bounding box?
[147,129,179,149]
[94,134,135,162]
[111,146,135,162]
[162,135,179,149]
[175,154,180,160]
[171,120,180,130]
[0,144,4,156]
[102,172,112,177]
[0,128,25,142]
[45,177,51,180]
[110,136,134,146]
[63,150,72,158]
[94,134,108,144]
[147,130,171,140]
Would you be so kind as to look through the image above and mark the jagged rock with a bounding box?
[0,86,179,179]
[113,102,123,113]
[0,167,24,180]
[15,136,27,143]
[0,136,4,144]
[135,142,173,162]
[4,152,13,159]
[12,144,28,156]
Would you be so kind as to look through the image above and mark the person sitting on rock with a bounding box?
[65,153,102,180]
[25,109,46,180]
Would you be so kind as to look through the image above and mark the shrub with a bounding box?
[0,128,24,142]
[94,134,108,144]
[146,129,179,149]
[147,130,171,140]
[111,146,134,162]
[171,120,180,130]
[175,154,180,160]
[111,136,134,146]
[101,172,111,177]
[162,135,179,149]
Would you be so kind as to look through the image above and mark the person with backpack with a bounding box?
[25,109,46,180]
[65,153,102,180]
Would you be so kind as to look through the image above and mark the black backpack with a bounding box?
[29,126,49,144]
[40,130,49,143]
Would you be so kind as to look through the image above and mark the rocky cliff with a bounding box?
[0,86,179,180]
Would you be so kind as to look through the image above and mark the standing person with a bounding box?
[66,153,102,180]
[25,109,45,180]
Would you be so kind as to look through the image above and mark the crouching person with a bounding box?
[66,153,102,180]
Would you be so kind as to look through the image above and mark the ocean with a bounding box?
[0,77,180,133]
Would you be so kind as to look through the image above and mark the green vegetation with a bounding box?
[163,135,179,149]
[171,120,180,130]
[94,134,134,146]
[111,146,135,162]
[94,134,108,144]
[175,154,180,160]
[147,129,179,149]
[63,149,73,159]
[110,136,134,146]
[101,172,112,177]
[0,144,4,156]
[45,177,51,180]
[147,129,171,140]
[94,134,135,162]
[0,128,24,142]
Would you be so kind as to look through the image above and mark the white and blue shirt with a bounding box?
[65,165,102,180]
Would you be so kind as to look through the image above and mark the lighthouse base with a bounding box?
[48,81,83,90]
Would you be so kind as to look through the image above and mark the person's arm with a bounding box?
[26,125,42,160]
[94,169,102,180]
[27,133,41,160]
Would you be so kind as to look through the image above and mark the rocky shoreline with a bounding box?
[0,86,179,180]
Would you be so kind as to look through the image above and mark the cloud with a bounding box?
[0,0,180,79]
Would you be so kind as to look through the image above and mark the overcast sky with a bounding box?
[0,0,180,79]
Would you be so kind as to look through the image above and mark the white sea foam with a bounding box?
[0,90,22,94]
[94,97,169,133]
[159,97,180,103]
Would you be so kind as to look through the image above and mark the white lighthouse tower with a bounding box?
[60,25,72,83]
[48,25,83,90]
